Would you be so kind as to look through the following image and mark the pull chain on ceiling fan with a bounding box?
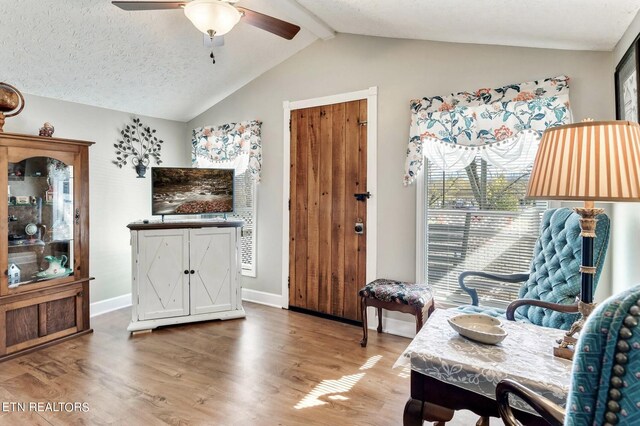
[112,0,301,63]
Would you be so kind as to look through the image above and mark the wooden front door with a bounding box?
[289,100,367,322]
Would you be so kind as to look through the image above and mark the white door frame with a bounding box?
[281,87,378,308]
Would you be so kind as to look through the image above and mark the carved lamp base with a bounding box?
[554,301,596,360]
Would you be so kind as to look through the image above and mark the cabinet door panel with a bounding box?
[1,286,82,355]
[6,305,38,347]
[190,228,235,315]
[138,230,189,320]
[45,296,76,335]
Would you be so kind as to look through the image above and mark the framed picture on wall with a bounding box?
[615,33,640,122]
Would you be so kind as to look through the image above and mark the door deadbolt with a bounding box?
[355,221,364,234]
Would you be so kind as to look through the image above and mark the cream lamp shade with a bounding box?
[527,120,640,201]
[184,0,242,36]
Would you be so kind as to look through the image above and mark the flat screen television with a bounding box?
[151,167,234,216]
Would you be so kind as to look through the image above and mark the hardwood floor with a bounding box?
[0,303,498,425]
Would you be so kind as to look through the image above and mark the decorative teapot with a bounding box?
[43,255,68,276]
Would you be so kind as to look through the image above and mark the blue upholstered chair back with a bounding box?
[515,208,610,329]
[565,285,640,426]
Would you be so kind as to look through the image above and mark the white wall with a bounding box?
[4,31,626,310]
[611,10,640,294]
[4,94,188,303]
[187,33,615,298]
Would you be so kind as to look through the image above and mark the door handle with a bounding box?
[190,270,195,275]
[354,192,371,202]
[184,270,189,275]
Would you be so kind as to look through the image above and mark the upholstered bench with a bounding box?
[359,279,434,347]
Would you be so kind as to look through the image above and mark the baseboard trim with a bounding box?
[379,317,415,339]
[91,290,281,317]
[90,293,132,318]
[367,308,415,339]
[88,291,415,337]
[241,288,282,308]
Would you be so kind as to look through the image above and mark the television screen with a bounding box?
[151,167,234,215]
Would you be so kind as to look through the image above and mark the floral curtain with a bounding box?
[404,75,572,185]
[192,120,262,182]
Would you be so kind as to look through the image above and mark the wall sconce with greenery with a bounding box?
[113,117,164,178]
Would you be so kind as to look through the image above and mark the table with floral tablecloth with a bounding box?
[394,309,573,413]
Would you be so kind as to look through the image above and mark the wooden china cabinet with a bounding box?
[0,132,93,361]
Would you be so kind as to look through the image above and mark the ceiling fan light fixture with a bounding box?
[184,0,241,36]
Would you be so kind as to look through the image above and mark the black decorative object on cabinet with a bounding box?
[113,117,164,178]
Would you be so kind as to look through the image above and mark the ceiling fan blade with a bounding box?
[112,1,186,11]
[236,7,300,40]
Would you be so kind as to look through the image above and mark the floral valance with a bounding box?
[192,120,262,182]
[404,75,572,185]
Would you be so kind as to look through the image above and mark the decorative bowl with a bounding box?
[447,314,507,345]
[35,268,73,280]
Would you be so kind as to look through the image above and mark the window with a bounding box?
[408,76,570,308]
[192,120,262,278]
[423,153,546,308]
[201,170,256,277]
[231,170,256,276]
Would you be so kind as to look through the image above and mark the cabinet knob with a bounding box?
[190,270,195,274]
[184,270,189,275]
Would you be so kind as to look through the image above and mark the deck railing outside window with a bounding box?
[424,157,546,308]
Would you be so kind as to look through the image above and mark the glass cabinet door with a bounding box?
[7,157,74,289]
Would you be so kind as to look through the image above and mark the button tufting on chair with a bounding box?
[455,208,610,330]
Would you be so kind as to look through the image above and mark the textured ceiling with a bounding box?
[0,0,317,121]
[297,0,640,51]
[2,1,639,121]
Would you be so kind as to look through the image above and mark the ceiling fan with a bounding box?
[112,0,301,63]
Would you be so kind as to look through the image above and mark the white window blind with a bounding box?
[232,171,256,276]
[424,156,546,308]
[202,170,256,276]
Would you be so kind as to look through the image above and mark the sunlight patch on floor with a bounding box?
[359,354,382,371]
[397,364,411,378]
[294,373,365,409]
[295,355,384,409]
[327,395,349,401]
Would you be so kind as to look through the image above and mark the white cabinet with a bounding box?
[189,227,235,315]
[127,221,245,332]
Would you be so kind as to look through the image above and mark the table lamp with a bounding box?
[527,120,640,359]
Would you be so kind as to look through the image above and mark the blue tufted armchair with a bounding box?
[455,208,610,330]
[496,284,640,426]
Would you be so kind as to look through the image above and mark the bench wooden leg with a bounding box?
[360,296,368,347]
[415,308,423,334]
[377,307,383,333]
